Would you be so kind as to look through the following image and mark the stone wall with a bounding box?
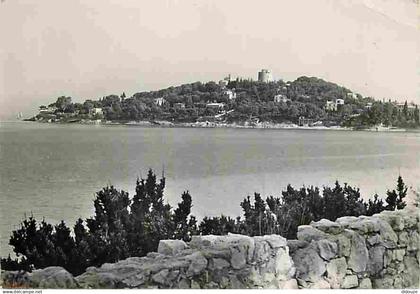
[289,206,419,289]
[2,207,419,289]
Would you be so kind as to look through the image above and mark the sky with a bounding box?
[0,0,418,120]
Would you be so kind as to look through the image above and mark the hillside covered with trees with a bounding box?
[32,76,420,129]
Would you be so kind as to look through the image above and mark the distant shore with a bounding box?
[23,118,414,132]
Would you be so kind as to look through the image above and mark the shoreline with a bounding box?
[31,119,412,132]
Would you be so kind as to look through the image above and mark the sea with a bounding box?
[1,121,419,256]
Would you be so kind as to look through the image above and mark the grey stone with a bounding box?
[227,275,245,289]
[317,239,338,260]
[335,216,358,227]
[297,225,328,242]
[254,234,287,249]
[287,239,309,253]
[191,234,255,263]
[407,230,419,251]
[393,249,405,261]
[398,231,409,246]
[292,247,326,282]
[367,245,386,276]
[30,267,78,289]
[211,258,230,270]
[273,247,294,280]
[311,218,343,234]
[191,280,201,289]
[186,252,208,277]
[176,278,190,289]
[157,239,188,255]
[76,272,119,288]
[375,218,399,248]
[151,269,170,285]
[348,218,381,234]
[367,234,382,246]
[375,210,405,231]
[328,234,351,257]
[373,276,394,288]
[309,278,331,289]
[1,271,30,288]
[342,275,358,289]
[326,257,347,289]
[253,240,270,261]
[278,279,299,289]
[230,246,247,269]
[358,278,372,289]
[384,249,394,267]
[403,255,420,288]
[394,276,403,289]
[344,230,368,273]
[205,281,220,289]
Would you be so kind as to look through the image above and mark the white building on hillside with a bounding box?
[90,108,103,116]
[223,89,236,100]
[326,99,345,111]
[273,94,289,103]
[154,97,166,106]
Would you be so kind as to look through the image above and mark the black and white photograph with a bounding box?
[0,0,419,292]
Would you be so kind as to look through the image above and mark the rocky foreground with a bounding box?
[2,207,419,289]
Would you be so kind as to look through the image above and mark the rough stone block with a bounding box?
[328,234,351,257]
[309,278,331,289]
[317,239,338,260]
[342,275,358,289]
[273,247,294,280]
[253,234,287,249]
[151,269,170,285]
[186,252,208,277]
[311,219,343,234]
[373,276,394,288]
[392,249,406,262]
[297,225,328,243]
[230,246,247,269]
[367,245,385,276]
[407,231,419,251]
[398,231,409,247]
[403,255,420,288]
[210,258,230,270]
[287,239,309,253]
[30,267,78,289]
[358,278,372,289]
[326,257,347,289]
[158,240,188,255]
[335,216,358,227]
[375,210,405,231]
[292,247,326,283]
[348,218,381,234]
[253,240,270,262]
[344,230,368,273]
[278,279,298,289]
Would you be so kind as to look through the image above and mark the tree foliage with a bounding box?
[1,170,196,275]
[1,173,407,275]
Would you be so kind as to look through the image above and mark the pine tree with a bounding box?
[385,176,407,210]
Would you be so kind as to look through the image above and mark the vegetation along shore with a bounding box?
[26,75,420,131]
[1,169,412,276]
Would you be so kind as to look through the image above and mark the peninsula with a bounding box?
[27,71,420,130]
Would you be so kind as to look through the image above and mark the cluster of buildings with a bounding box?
[325,99,345,111]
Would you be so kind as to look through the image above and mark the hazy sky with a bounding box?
[0,0,418,119]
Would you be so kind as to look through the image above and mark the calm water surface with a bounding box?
[1,122,419,256]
